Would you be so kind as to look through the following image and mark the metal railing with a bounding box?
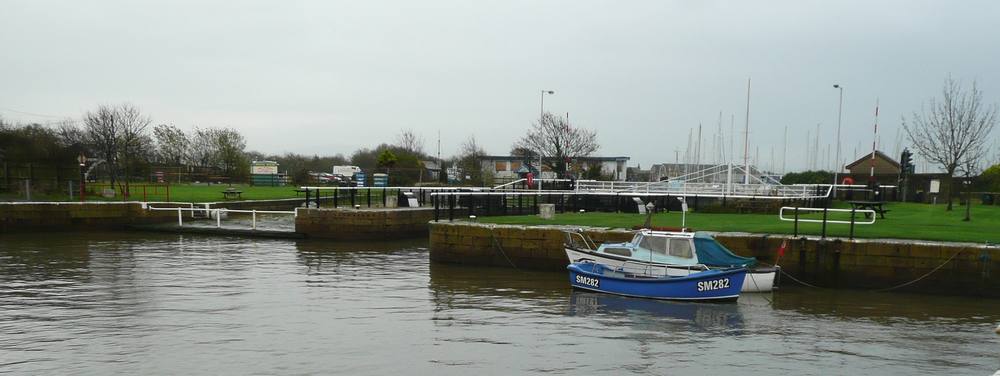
[147,205,297,230]
[779,206,876,239]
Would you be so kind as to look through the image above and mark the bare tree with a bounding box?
[395,129,424,155]
[153,124,188,166]
[116,103,152,195]
[903,77,997,210]
[188,127,217,168]
[511,112,599,178]
[84,104,121,188]
[456,135,487,184]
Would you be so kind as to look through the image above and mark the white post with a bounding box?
[216,209,221,228]
[177,207,183,226]
[252,210,257,230]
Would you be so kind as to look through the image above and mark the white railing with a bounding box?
[573,180,832,199]
[491,178,574,190]
[778,207,876,225]
[147,206,298,230]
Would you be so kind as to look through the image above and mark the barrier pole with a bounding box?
[178,207,183,226]
[216,209,222,228]
[821,207,828,239]
[252,210,257,230]
[849,208,856,239]
[793,207,799,237]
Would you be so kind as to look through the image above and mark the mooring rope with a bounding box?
[759,249,963,292]
[488,226,518,269]
[873,250,962,292]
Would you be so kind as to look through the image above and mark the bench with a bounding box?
[222,189,243,200]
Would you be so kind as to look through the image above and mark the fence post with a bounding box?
[25,180,31,201]
[351,189,356,207]
[252,210,257,230]
[166,183,170,202]
[849,208,856,239]
[383,188,387,207]
[178,207,183,226]
[334,187,339,208]
[518,194,523,215]
[69,181,74,201]
[367,188,372,207]
[216,209,222,228]
[468,195,474,217]
[821,207,828,239]
[434,195,439,222]
[448,194,455,221]
[793,206,799,237]
[304,188,311,208]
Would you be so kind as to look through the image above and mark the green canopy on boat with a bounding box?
[693,232,757,267]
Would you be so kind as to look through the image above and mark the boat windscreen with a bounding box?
[693,234,756,267]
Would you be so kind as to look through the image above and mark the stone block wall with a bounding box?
[295,207,435,240]
[0,202,178,232]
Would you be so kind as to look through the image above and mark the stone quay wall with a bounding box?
[429,221,1000,296]
[0,202,179,232]
[295,207,435,240]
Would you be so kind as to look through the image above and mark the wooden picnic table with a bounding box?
[222,188,243,200]
[847,200,889,219]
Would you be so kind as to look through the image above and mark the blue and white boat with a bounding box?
[567,261,747,301]
[564,229,778,292]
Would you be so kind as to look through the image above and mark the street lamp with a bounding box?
[540,90,555,119]
[833,84,844,196]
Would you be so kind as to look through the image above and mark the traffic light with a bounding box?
[900,149,914,175]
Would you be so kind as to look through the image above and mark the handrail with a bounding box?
[147,206,297,229]
[778,206,875,224]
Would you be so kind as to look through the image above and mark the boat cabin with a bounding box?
[614,230,699,265]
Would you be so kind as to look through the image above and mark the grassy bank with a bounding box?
[481,202,1000,244]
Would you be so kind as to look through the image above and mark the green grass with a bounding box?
[482,202,1000,244]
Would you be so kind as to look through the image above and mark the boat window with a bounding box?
[637,235,667,255]
[603,247,632,257]
[669,239,693,258]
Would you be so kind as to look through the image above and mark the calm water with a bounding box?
[1,232,999,375]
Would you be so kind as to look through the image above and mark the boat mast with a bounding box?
[743,78,751,184]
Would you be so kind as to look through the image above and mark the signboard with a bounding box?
[251,161,279,175]
[355,171,367,187]
[929,179,940,194]
[251,165,278,175]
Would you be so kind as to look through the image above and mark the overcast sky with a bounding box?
[1,0,998,172]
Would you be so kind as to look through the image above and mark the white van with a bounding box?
[332,165,362,179]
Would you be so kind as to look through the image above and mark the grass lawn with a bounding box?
[481,202,1000,244]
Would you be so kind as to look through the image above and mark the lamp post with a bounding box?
[833,84,844,196]
[77,153,87,202]
[538,90,555,179]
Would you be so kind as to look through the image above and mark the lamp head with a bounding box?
[833,84,840,89]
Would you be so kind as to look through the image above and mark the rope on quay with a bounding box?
[761,250,963,292]
[873,250,962,293]
[488,226,518,269]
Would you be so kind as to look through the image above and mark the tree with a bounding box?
[116,103,152,194]
[376,149,398,172]
[511,112,599,178]
[153,124,188,166]
[84,104,122,188]
[456,135,487,184]
[188,127,218,168]
[212,128,248,181]
[395,129,424,155]
[903,77,997,211]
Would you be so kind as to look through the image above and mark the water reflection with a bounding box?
[568,291,745,331]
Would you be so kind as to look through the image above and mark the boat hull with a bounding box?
[565,247,777,293]
[567,262,747,302]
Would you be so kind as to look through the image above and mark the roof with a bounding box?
[421,160,441,170]
[480,155,630,162]
[845,150,900,169]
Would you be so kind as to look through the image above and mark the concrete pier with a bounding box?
[0,202,178,232]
